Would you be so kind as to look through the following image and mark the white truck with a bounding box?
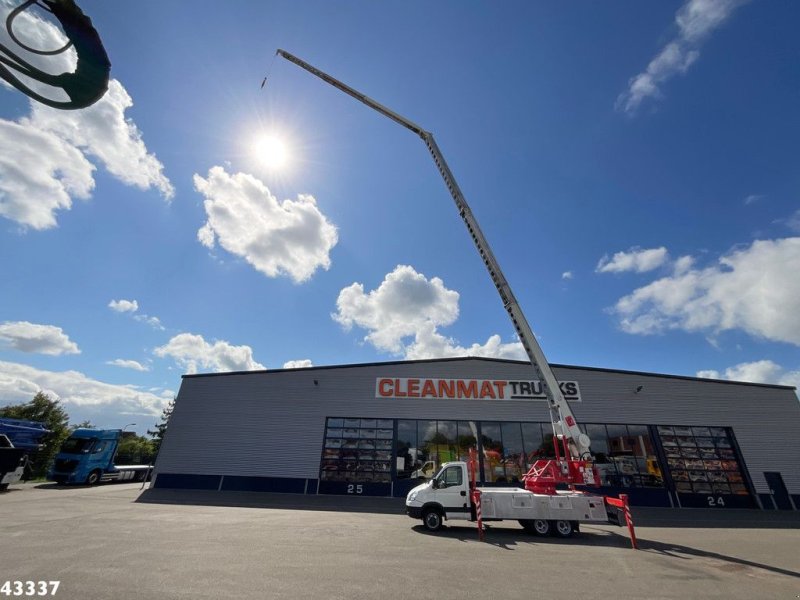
[275,51,635,542]
[406,461,614,537]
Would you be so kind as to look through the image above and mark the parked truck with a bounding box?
[48,428,152,485]
[0,418,50,490]
[406,461,618,537]
[274,51,632,541]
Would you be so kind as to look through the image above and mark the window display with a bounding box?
[656,425,751,500]
[320,417,393,483]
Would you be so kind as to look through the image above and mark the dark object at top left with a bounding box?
[1,0,110,110]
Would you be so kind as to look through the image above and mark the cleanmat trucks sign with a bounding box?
[375,378,581,402]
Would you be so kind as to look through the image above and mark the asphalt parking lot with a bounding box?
[2,483,799,600]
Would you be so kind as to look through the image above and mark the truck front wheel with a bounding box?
[422,508,443,532]
[85,470,102,485]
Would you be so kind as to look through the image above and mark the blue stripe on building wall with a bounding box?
[154,473,222,490]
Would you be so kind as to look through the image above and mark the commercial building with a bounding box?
[152,357,800,510]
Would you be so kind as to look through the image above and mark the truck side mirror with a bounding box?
[431,479,439,489]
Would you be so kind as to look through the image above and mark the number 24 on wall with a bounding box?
[347,484,363,494]
[707,496,726,507]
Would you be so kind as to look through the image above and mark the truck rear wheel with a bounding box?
[519,519,550,536]
[85,470,101,485]
[422,508,443,532]
[553,520,574,538]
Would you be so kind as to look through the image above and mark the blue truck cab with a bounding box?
[48,428,151,485]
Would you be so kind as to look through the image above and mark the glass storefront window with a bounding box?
[436,420,459,467]
[520,422,545,468]
[480,422,504,482]
[627,424,663,488]
[501,422,525,483]
[456,421,478,462]
[417,420,438,478]
[396,419,417,480]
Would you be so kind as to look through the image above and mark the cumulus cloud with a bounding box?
[596,247,669,274]
[108,299,139,313]
[333,265,460,353]
[332,265,525,360]
[611,238,800,345]
[0,321,79,355]
[0,6,172,229]
[562,271,573,280]
[0,360,168,415]
[616,0,749,114]
[155,332,265,374]
[283,359,313,369]
[27,80,174,198]
[107,359,149,372]
[0,119,95,229]
[404,323,526,361]
[193,166,338,283]
[697,360,800,388]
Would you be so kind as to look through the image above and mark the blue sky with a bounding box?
[1,0,798,435]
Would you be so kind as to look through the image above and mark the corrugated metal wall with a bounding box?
[153,358,800,495]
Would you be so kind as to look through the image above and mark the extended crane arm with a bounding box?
[276,49,591,460]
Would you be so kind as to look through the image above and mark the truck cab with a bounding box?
[49,429,121,485]
[406,462,474,530]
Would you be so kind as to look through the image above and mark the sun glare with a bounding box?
[254,135,289,169]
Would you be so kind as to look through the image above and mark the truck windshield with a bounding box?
[60,437,95,454]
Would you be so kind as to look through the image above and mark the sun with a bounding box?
[253,135,289,169]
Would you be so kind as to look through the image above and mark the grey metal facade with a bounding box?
[153,357,800,508]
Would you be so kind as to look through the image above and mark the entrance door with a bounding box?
[764,472,794,510]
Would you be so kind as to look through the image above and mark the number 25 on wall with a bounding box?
[347,484,363,494]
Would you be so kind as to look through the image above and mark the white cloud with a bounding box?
[562,271,573,280]
[611,238,800,345]
[27,80,174,199]
[108,299,139,313]
[193,166,338,283]
[596,247,669,274]
[616,0,749,114]
[107,359,149,372]
[0,321,79,355]
[333,265,460,353]
[133,314,165,331]
[0,360,168,415]
[696,360,800,388]
[283,359,313,369]
[0,79,173,229]
[404,323,526,361]
[0,119,95,229]
[672,255,695,275]
[332,265,525,360]
[154,333,265,374]
[108,299,164,329]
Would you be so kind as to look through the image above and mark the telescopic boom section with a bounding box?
[276,49,592,462]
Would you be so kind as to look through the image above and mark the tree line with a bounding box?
[0,391,174,480]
